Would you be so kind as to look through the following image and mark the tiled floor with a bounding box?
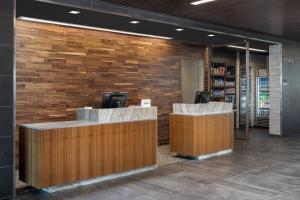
[157,144,186,166]
[16,129,300,200]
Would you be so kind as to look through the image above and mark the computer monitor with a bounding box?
[195,91,210,104]
[101,92,128,108]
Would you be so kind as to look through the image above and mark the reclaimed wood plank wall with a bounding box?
[16,20,205,166]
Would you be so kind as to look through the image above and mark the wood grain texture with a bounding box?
[170,113,234,156]
[19,120,157,188]
[15,20,205,166]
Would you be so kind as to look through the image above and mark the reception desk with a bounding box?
[19,107,157,189]
[170,103,234,158]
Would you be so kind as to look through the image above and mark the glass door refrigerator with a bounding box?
[256,77,269,127]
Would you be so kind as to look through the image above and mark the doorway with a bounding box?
[181,57,204,103]
[210,43,271,141]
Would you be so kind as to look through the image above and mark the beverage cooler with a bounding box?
[256,77,269,127]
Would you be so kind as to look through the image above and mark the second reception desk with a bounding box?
[170,103,234,157]
[19,107,157,189]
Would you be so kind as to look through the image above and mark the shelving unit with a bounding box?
[225,65,236,105]
[211,62,225,101]
[211,62,236,105]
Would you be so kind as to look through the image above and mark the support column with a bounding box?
[205,46,212,91]
[235,51,240,129]
[269,44,282,135]
[0,0,15,199]
[245,41,250,140]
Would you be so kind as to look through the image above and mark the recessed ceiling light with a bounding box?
[191,0,216,5]
[130,21,140,24]
[69,10,80,14]
[207,34,215,37]
[18,17,172,40]
[175,28,184,32]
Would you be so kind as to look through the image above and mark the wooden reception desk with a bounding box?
[19,107,157,189]
[170,103,234,158]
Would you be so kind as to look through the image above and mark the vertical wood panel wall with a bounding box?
[19,120,157,188]
[16,20,205,164]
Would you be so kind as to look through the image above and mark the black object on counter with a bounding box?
[195,91,210,104]
[101,92,128,108]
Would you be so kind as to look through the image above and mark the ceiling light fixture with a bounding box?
[207,34,215,37]
[69,10,80,14]
[130,21,140,24]
[18,17,172,40]
[191,0,216,6]
[227,45,268,53]
[175,28,184,32]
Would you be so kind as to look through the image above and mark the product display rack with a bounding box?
[211,62,225,101]
[211,62,236,105]
[225,65,236,106]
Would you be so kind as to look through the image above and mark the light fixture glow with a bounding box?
[207,34,215,37]
[191,0,216,5]
[175,28,184,32]
[130,21,140,24]
[18,17,172,40]
[69,10,80,14]
[227,45,268,53]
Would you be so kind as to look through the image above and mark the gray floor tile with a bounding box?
[15,129,300,200]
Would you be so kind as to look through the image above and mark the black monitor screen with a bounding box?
[101,92,128,108]
[195,91,210,104]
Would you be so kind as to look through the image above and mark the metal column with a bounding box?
[235,51,240,129]
[245,41,250,140]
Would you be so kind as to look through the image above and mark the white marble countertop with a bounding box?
[172,103,233,115]
[21,106,157,130]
